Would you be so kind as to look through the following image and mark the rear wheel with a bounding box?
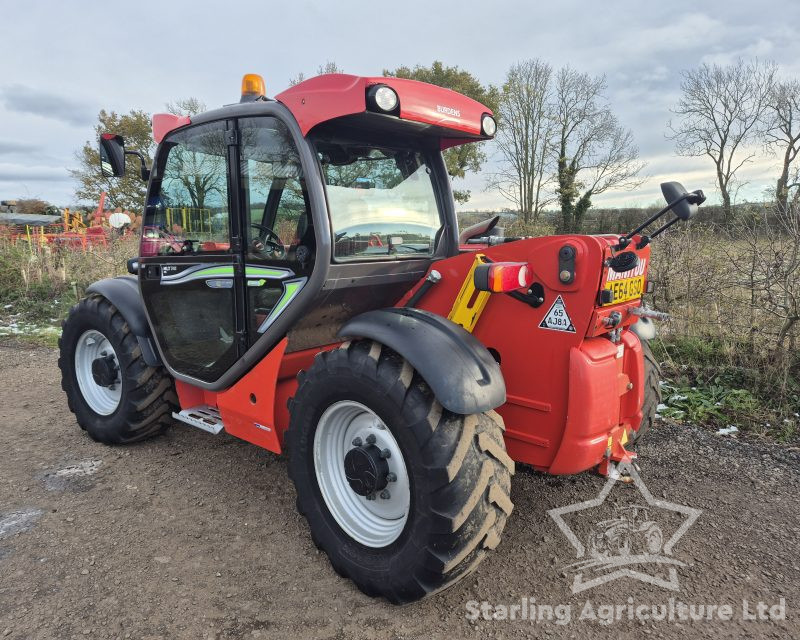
[631,339,661,444]
[287,340,514,603]
[58,294,177,444]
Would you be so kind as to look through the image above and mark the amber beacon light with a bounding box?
[241,74,267,102]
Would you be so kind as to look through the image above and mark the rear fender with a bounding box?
[86,276,161,367]
[337,307,505,415]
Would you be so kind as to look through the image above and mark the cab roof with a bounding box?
[152,73,494,149]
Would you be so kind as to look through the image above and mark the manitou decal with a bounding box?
[606,258,647,282]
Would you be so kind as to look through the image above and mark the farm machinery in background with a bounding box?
[0,192,139,249]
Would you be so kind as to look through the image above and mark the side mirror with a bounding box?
[623,180,707,246]
[100,134,126,177]
[661,181,705,221]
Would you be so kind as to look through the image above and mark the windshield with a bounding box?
[317,144,441,261]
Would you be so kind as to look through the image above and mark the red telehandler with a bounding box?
[59,73,704,603]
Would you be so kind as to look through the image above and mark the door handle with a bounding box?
[141,264,161,280]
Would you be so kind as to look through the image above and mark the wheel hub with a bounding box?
[91,354,119,388]
[313,400,411,547]
[74,329,122,416]
[344,444,389,496]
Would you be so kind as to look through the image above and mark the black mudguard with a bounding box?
[86,276,162,367]
[337,307,506,415]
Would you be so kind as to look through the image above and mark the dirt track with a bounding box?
[0,342,798,639]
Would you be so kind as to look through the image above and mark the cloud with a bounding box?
[0,140,41,155]
[0,84,95,127]
[0,163,72,183]
[701,37,776,66]
[614,12,727,58]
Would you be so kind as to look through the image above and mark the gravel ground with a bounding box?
[0,342,798,640]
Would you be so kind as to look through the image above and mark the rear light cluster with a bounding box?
[474,261,533,293]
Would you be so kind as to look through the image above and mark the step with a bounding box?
[172,405,224,435]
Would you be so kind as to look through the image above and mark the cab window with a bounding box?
[239,117,313,345]
[142,122,230,256]
[317,144,441,261]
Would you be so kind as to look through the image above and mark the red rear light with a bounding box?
[474,261,534,293]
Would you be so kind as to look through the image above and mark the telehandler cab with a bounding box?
[60,72,704,603]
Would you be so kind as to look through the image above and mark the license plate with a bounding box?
[602,275,645,305]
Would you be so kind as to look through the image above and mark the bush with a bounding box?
[0,235,137,334]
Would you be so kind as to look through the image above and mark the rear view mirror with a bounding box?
[100,134,126,177]
[661,181,697,221]
[622,180,707,247]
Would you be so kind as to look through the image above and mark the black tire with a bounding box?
[287,340,514,604]
[631,339,661,444]
[58,294,177,444]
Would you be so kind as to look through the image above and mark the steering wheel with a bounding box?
[250,224,286,259]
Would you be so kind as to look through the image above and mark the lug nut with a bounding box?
[386,472,397,483]
[380,490,391,500]
[352,437,363,447]
[379,448,391,459]
[365,434,376,445]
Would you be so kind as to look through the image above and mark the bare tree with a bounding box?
[166,97,207,117]
[289,61,344,87]
[492,59,555,222]
[728,203,800,382]
[554,68,644,233]
[764,79,800,212]
[668,59,776,219]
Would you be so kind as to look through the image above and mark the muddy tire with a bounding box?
[58,294,177,444]
[287,340,514,604]
[631,339,661,444]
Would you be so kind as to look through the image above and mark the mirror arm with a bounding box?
[649,216,681,239]
[623,193,691,240]
[124,150,150,182]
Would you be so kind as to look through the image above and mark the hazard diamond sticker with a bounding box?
[539,295,575,332]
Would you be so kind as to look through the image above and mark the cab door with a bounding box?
[237,116,314,348]
[139,119,246,383]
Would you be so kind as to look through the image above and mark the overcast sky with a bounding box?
[2,0,799,211]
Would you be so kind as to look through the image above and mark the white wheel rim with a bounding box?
[74,329,122,416]
[313,401,410,548]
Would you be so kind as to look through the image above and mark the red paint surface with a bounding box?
[152,113,191,144]
[275,74,492,139]
[404,234,651,473]
[176,341,339,453]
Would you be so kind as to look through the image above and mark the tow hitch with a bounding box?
[598,429,637,479]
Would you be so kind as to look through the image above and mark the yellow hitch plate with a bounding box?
[448,254,491,333]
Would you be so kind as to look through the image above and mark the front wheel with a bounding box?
[58,294,177,444]
[287,341,514,603]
